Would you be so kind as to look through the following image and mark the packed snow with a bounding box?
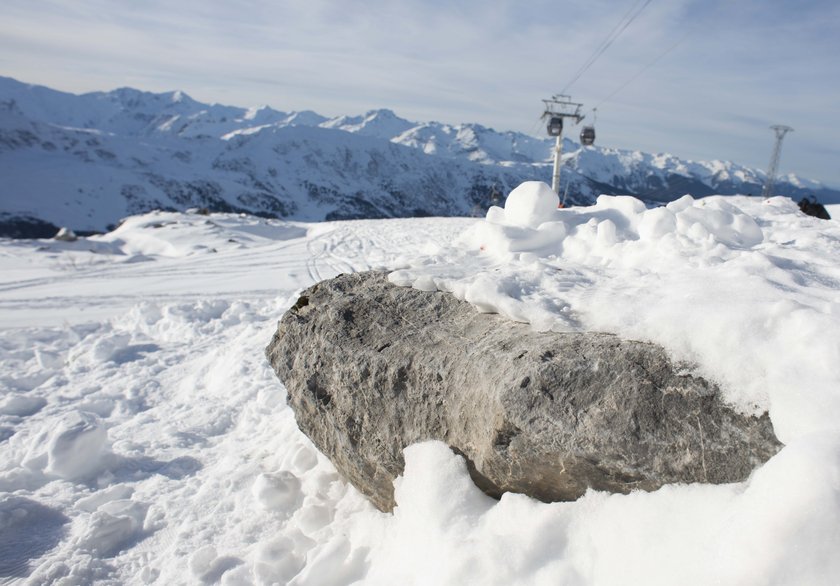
[1,185,839,585]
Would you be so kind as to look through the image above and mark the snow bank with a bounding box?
[359,438,840,585]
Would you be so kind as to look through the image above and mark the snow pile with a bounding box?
[1,202,839,584]
[358,438,840,585]
[25,411,111,481]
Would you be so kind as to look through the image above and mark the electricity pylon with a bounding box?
[761,125,793,199]
[542,95,584,194]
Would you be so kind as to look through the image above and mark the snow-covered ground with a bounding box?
[1,188,839,585]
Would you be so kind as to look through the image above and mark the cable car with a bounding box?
[547,116,563,137]
[580,125,596,146]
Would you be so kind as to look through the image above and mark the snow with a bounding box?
[497,180,559,228]
[393,122,557,165]
[321,109,415,140]
[1,189,839,584]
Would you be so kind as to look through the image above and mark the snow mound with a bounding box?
[469,184,763,262]
[360,438,840,584]
[23,411,110,480]
[499,180,560,228]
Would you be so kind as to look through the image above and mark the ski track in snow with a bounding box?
[0,204,839,585]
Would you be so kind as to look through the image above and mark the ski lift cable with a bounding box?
[560,0,656,95]
[592,30,690,110]
[559,0,648,95]
[528,112,546,136]
[574,0,656,87]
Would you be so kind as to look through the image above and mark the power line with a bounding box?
[593,30,690,110]
[560,0,646,93]
[560,0,656,95]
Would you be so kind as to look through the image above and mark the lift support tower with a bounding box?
[542,95,584,194]
[761,125,793,199]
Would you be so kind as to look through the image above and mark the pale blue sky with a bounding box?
[2,0,838,185]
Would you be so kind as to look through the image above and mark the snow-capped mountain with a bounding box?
[0,76,836,236]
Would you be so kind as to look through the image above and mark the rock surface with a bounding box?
[266,272,782,512]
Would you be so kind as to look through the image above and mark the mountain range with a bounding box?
[1,75,836,237]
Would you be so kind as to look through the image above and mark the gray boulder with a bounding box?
[266,271,782,512]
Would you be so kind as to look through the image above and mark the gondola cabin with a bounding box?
[580,125,596,146]
[547,116,563,137]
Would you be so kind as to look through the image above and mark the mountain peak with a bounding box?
[364,108,398,119]
[169,90,188,104]
[321,108,414,139]
[284,110,328,126]
[99,87,199,111]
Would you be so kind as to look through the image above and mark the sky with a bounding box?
[1,0,839,186]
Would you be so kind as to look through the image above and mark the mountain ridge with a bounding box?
[1,76,836,236]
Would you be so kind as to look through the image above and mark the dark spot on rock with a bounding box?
[493,423,521,450]
[315,387,331,407]
[393,366,409,395]
[306,375,331,407]
[345,416,361,447]
[631,412,642,439]
[292,295,309,311]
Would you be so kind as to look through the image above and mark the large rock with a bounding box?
[266,272,782,512]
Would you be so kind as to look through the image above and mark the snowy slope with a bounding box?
[0,188,838,584]
[1,76,838,238]
[391,120,554,164]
